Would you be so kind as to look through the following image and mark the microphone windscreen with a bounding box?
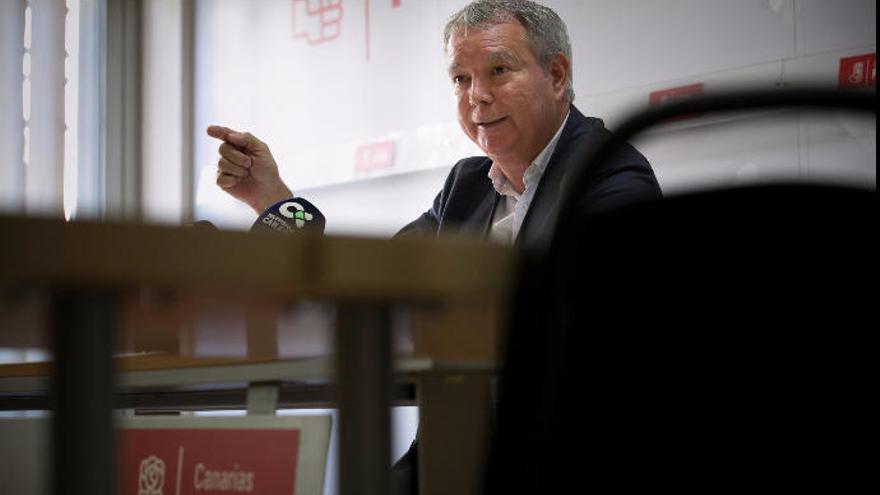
[251,198,326,235]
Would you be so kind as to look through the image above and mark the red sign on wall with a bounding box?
[649,83,705,106]
[355,140,396,172]
[839,53,876,89]
[119,428,301,495]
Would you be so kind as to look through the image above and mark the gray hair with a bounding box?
[443,0,575,103]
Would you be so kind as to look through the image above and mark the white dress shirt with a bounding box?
[488,111,570,244]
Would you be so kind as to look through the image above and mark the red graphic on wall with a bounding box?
[293,0,344,45]
[648,83,705,122]
[365,0,402,60]
[649,83,705,106]
[839,53,876,89]
[292,0,402,61]
[119,428,301,495]
[355,140,396,172]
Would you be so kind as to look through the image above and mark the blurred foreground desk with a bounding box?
[0,216,514,495]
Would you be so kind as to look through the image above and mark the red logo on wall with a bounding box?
[355,140,396,172]
[839,53,876,89]
[293,0,344,45]
[292,0,403,61]
[119,428,301,495]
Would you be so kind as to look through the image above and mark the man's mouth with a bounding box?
[476,117,506,128]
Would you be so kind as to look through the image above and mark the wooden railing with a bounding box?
[0,215,515,495]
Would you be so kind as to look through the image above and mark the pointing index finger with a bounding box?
[206,125,235,140]
[207,125,268,153]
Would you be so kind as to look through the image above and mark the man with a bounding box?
[208,0,660,245]
[208,0,661,491]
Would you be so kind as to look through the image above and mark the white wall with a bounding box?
[191,0,875,235]
[299,167,453,236]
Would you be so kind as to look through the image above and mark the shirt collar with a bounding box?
[488,110,571,199]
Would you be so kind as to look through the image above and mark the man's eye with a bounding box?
[452,75,467,84]
[492,66,508,75]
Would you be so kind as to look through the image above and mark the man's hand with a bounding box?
[206,125,293,214]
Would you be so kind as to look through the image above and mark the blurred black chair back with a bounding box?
[486,89,876,493]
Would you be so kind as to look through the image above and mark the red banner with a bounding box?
[118,428,300,495]
[839,53,876,89]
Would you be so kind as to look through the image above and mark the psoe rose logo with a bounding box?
[138,455,166,495]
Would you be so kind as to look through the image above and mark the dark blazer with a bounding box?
[390,105,662,495]
[397,105,662,245]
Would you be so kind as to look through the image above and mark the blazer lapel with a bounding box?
[458,188,499,237]
[517,106,599,247]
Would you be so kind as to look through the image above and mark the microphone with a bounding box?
[187,220,219,230]
[251,198,326,235]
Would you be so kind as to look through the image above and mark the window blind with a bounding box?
[26,0,66,217]
[0,0,26,213]
[0,0,86,220]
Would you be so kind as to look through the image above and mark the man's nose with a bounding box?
[468,77,493,106]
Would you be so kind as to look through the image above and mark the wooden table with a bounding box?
[0,216,515,495]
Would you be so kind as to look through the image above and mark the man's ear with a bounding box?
[548,53,570,100]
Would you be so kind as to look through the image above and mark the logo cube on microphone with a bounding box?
[279,201,314,228]
[251,198,325,235]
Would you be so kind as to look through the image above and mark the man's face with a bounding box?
[447,21,567,167]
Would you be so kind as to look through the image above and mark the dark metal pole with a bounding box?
[51,290,116,495]
[336,303,392,495]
